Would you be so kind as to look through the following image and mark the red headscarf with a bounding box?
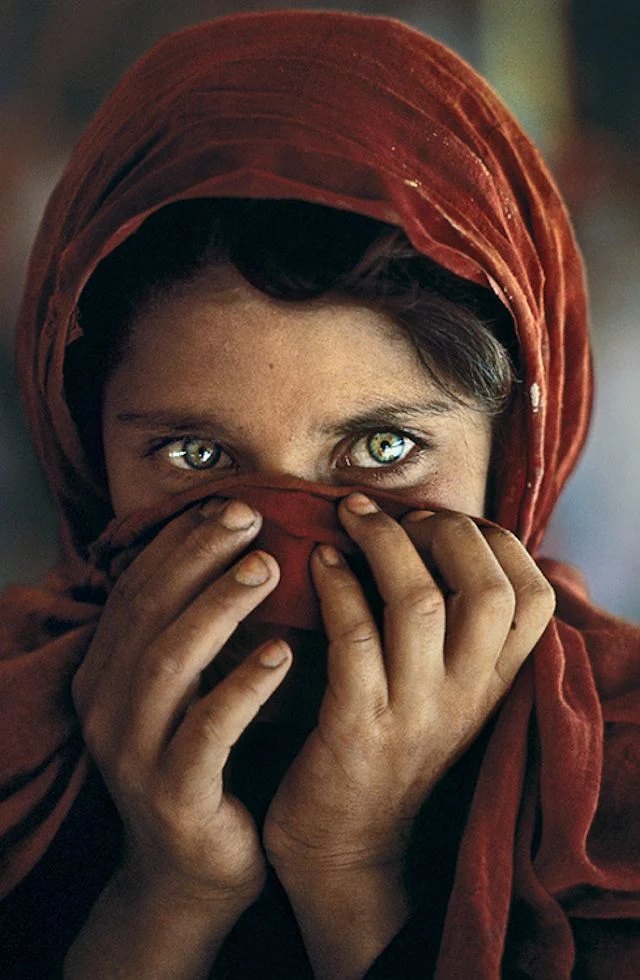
[2,11,639,977]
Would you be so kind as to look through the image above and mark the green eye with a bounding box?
[367,431,407,464]
[345,430,415,469]
[168,437,223,470]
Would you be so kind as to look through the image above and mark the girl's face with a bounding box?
[102,266,493,516]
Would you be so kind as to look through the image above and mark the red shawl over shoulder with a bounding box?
[2,11,639,977]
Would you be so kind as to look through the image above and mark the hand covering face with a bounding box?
[2,11,639,978]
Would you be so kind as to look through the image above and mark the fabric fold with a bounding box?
[2,11,638,976]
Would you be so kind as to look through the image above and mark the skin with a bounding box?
[67,267,555,979]
[101,265,493,516]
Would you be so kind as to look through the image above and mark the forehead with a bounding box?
[104,269,470,436]
[128,268,419,375]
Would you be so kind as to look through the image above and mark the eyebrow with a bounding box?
[319,399,455,436]
[114,399,456,438]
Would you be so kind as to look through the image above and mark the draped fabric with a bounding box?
[2,10,639,976]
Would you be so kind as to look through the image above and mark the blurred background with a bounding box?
[1,0,639,621]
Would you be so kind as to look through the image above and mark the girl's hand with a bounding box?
[264,493,555,877]
[72,498,291,910]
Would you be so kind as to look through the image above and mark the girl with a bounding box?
[1,10,638,978]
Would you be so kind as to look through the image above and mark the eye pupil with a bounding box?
[183,437,221,469]
[367,432,406,464]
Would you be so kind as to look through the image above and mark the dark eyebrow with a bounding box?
[319,399,455,437]
[114,399,456,437]
[115,410,229,433]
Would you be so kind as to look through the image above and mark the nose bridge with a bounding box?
[240,410,326,482]
[248,440,324,483]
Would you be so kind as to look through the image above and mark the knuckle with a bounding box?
[430,511,476,546]
[519,575,556,617]
[206,587,242,622]
[131,589,160,621]
[483,525,519,548]
[185,520,223,562]
[359,509,402,540]
[440,511,476,535]
[141,642,187,683]
[476,577,516,618]
[191,705,231,748]
[374,511,401,534]
[394,584,443,621]
[111,571,140,607]
[325,569,359,598]
[112,577,157,623]
[338,620,379,651]
[224,671,266,705]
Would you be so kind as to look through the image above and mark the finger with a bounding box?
[112,498,263,642]
[109,500,227,594]
[399,510,515,687]
[164,638,292,793]
[478,527,556,687]
[75,500,263,709]
[310,544,387,716]
[336,493,446,702]
[123,550,282,759]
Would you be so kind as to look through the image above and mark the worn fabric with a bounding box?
[1,10,639,977]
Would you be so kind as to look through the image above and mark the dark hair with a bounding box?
[66,198,517,473]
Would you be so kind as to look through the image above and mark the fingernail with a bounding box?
[345,492,378,515]
[316,544,345,567]
[234,552,271,585]
[219,500,258,530]
[258,640,290,668]
[402,509,434,524]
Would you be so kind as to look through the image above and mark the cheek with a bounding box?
[421,431,491,517]
[101,375,161,515]
[414,478,487,518]
[101,422,160,516]
[462,436,493,518]
[107,460,177,515]
[102,447,142,516]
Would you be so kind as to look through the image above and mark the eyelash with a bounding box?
[341,430,428,482]
[144,429,432,482]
